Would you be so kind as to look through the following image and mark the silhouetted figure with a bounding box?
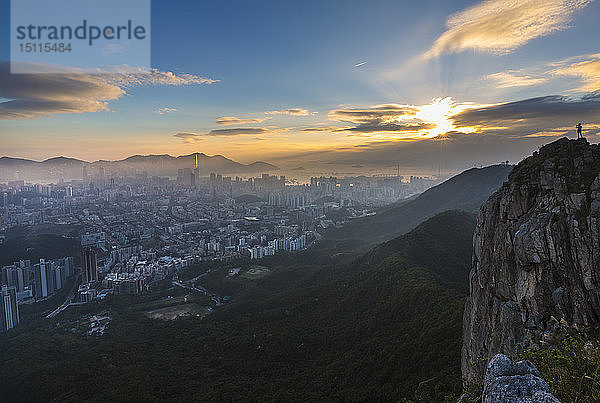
[576,122,583,139]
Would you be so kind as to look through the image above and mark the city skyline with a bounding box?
[1,0,600,175]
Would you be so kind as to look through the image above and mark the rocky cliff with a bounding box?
[462,137,600,384]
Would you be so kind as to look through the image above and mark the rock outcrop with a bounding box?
[462,138,600,384]
[482,354,559,402]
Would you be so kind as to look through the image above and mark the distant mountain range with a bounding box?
[0,153,279,181]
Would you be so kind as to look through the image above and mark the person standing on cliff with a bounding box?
[576,122,583,139]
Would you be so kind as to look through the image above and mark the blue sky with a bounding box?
[1,0,600,175]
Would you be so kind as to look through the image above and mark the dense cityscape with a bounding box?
[0,162,437,332]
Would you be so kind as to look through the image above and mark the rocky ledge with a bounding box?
[462,138,600,384]
[481,354,559,402]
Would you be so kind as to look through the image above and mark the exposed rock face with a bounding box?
[462,138,600,384]
[482,354,559,402]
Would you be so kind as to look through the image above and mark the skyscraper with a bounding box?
[82,248,98,284]
[34,259,55,299]
[194,153,201,179]
[0,285,19,332]
[1,265,24,292]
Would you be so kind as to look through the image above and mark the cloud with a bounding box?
[290,95,600,170]
[300,126,350,133]
[174,126,284,141]
[207,127,272,136]
[487,71,548,88]
[216,116,267,125]
[345,122,436,134]
[0,99,111,119]
[265,108,310,116]
[100,66,218,87]
[552,53,600,92]
[300,123,435,138]
[328,104,418,124]
[423,0,592,59]
[322,99,474,138]
[300,122,435,135]
[156,107,178,115]
[483,53,600,93]
[452,94,600,136]
[0,63,218,119]
[174,132,203,144]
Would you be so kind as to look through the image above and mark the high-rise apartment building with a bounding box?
[0,285,19,332]
[34,259,55,299]
[82,248,98,283]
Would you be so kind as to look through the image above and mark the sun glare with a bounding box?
[393,97,478,140]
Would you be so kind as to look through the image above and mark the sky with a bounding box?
[1,0,600,176]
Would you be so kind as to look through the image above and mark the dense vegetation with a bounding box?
[0,211,475,401]
[522,334,600,402]
[358,210,475,292]
[0,224,80,266]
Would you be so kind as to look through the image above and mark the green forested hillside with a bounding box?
[0,211,474,401]
[0,224,80,266]
[359,210,476,291]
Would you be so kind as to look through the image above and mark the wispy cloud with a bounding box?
[156,107,178,115]
[265,108,310,116]
[552,53,600,92]
[215,116,267,125]
[345,122,436,134]
[0,63,218,119]
[207,127,273,136]
[328,104,418,124]
[173,126,286,142]
[300,126,350,133]
[423,0,592,59]
[484,53,600,93]
[174,132,204,144]
[487,71,547,88]
[100,66,219,87]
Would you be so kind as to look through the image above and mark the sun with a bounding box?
[414,98,455,137]
[413,97,477,138]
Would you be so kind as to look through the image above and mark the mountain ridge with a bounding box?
[0,152,280,181]
[0,152,279,167]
